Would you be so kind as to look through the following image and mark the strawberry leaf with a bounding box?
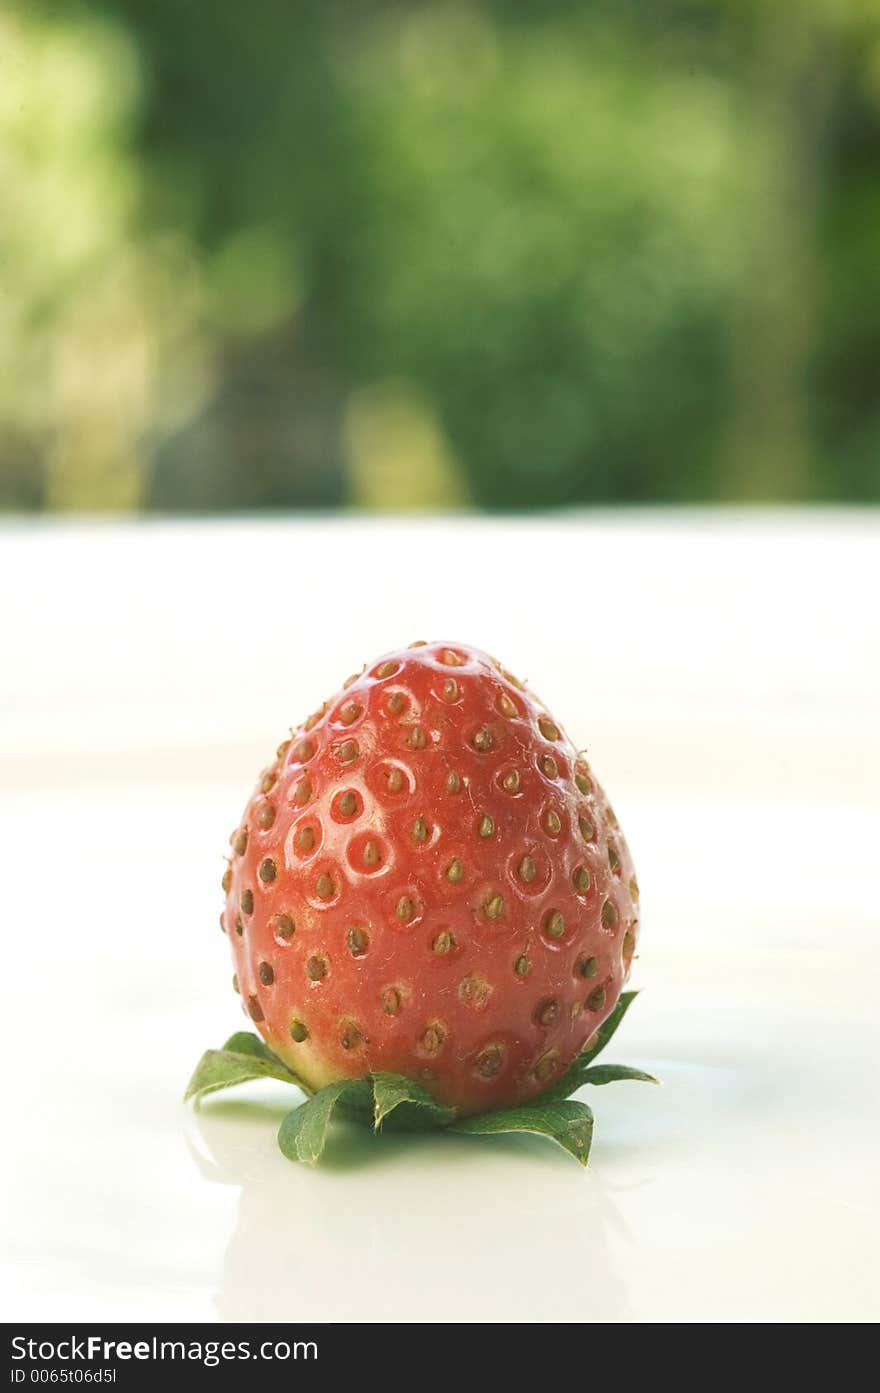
[575,1063,658,1087]
[277,1079,373,1165]
[541,1059,657,1104]
[188,991,653,1166]
[220,1030,282,1063]
[221,1030,319,1089]
[583,989,639,1062]
[450,1099,594,1166]
[542,990,643,1101]
[371,1072,456,1131]
[184,1046,305,1105]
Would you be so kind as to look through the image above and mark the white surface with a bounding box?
[1,509,878,1323]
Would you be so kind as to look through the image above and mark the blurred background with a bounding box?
[2,0,879,516]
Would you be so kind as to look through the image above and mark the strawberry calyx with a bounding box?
[184,991,656,1168]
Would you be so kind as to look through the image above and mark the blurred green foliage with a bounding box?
[2,0,879,512]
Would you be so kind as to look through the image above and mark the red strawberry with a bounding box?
[221,641,639,1116]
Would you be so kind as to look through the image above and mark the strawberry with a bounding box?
[220,641,640,1117]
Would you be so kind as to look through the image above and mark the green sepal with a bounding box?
[583,989,639,1063]
[450,1099,595,1167]
[371,1072,456,1131]
[184,1033,307,1105]
[188,990,654,1167]
[277,1079,372,1165]
[573,1063,658,1087]
[542,990,643,1101]
[220,1030,282,1063]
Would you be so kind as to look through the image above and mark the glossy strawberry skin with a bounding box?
[222,642,639,1116]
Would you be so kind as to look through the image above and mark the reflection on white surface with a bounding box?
[189,1098,632,1323]
[178,989,878,1323]
[183,1058,762,1324]
[1,513,878,1322]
